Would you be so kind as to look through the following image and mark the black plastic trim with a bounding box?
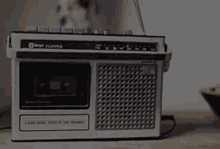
[17,52,167,60]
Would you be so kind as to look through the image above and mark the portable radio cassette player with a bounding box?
[7,26,172,141]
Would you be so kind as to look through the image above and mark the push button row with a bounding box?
[26,26,89,33]
[26,26,110,34]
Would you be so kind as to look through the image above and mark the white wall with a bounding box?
[0,0,23,108]
[123,0,220,111]
[1,0,220,113]
[93,0,220,111]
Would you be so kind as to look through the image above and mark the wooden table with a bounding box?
[1,110,220,149]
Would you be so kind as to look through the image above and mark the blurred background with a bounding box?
[1,0,220,126]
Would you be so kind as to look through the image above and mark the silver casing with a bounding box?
[7,32,172,141]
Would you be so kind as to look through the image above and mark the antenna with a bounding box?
[133,0,146,35]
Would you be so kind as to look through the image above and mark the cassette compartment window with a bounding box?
[20,62,91,109]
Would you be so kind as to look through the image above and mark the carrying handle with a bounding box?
[6,35,16,58]
[164,44,172,72]
[133,0,146,35]
[6,35,12,48]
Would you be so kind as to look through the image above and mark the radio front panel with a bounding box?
[8,28,172,141]
[11,58,163,141]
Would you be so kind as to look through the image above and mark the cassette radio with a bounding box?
[7,27,172,141]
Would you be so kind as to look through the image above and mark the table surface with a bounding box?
[1,110,220,149]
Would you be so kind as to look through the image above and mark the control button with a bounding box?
[38,26,49,32]
[104,30,108,34]
[83,28,89,33]
[74,28,84,33]
[26,26,38,32]
[95,30,99,34]
[61,27,73,33]
[49,27,61,33]
[126,30,133,35]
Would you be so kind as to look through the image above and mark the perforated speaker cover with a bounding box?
[96,64,157,130]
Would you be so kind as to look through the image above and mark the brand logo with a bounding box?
[45,44,63,49]
[28,42,63,49]
[28,43,44,48]
[28,43,35,49]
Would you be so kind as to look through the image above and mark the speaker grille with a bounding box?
[96,64,157,130]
